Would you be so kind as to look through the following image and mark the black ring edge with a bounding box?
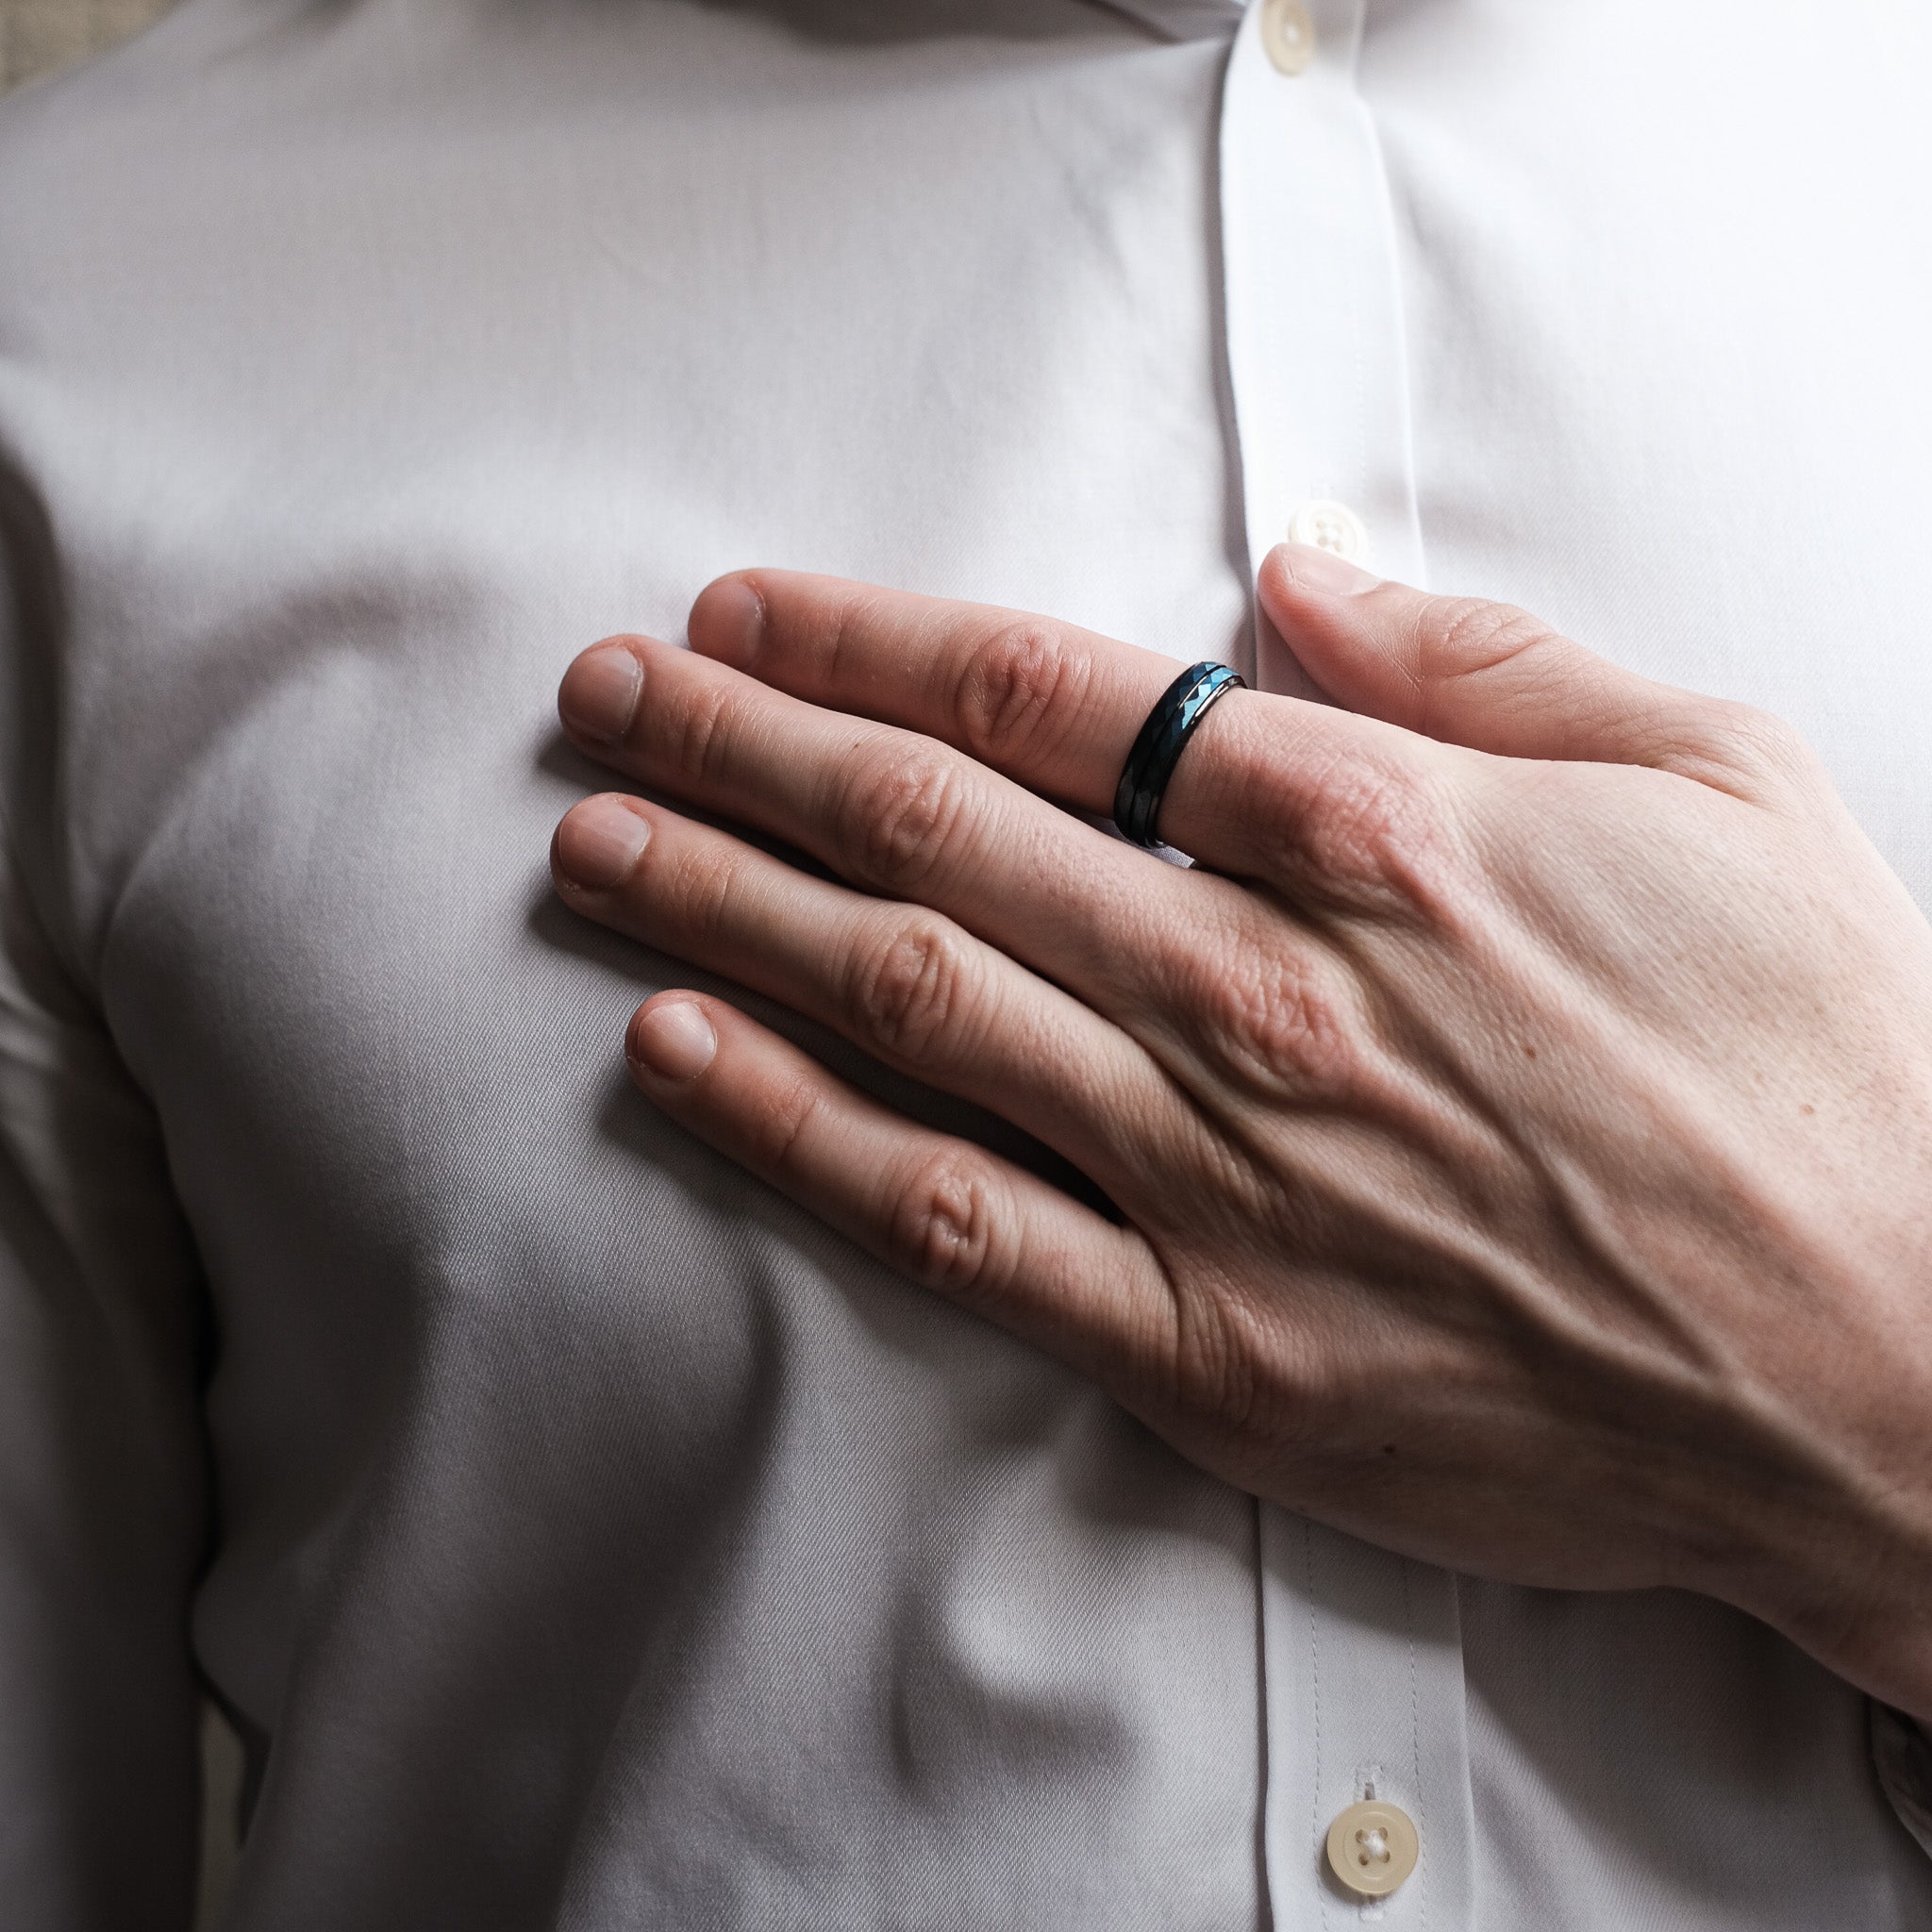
[1112,660,1244,848]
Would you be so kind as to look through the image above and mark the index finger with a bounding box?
[684,569,1431,883]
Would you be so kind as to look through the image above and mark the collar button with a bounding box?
[1260,0,1317,75]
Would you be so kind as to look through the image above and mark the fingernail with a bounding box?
[629,1000,717,1081]
[691,577,764,670]
[554,794,651,891]
[558,641,642,741]
[1278,541,1381,597]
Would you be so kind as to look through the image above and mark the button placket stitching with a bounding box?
[1305,1514,1331,1930]
[1401,1558,1429,1930]
[1230,0,1466,1913]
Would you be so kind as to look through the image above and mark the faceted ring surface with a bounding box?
[1112,659,1245,848]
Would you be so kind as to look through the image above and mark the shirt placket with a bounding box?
[1217,2,1477,1923]
[1220,0,1424,675]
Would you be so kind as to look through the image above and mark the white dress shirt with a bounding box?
[2,0,1929,1924]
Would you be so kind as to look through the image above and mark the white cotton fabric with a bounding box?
[0,0,1928,1925]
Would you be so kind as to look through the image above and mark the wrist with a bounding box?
[1724,1391,1932,1720]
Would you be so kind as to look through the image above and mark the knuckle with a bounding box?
[887,1148,1000,1292]
[836,741,971,893]
[1167,1287,1260,1424]
[1292,752,1459,912]
[1424,598,1561,683]
[658,674,741,786]
[1162,1280,1312,1465]
[823,590,891,683]
[745,1073,824,1177]
[957,622,1088,766]
[1189,940,1363,1097]
[848,915,977,1059]
[667,841,747,949]
[1696,698,1822,793]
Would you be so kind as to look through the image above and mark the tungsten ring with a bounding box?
[1112,660,1245,848]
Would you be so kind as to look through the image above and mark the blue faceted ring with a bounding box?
[1112,660,1245,848]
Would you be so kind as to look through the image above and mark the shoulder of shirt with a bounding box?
[0,0,280,290]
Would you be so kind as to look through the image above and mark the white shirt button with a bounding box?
[1287,498,1371,564]
[1325,1798,1420,1899]
[1260,0,1317,75]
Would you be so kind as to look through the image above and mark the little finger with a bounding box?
[625,990,1183,1386]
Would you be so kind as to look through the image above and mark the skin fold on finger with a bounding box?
[549,788,1193,1201]
[555,630,1240,1008]
[624,988,1181,1390]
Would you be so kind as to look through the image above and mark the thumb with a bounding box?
[1256,541,1782,790]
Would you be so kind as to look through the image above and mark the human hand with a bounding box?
[550,547,1932,1717]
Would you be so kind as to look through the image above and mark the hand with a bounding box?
[549,545,1932,1716]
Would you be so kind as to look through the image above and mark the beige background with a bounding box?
[0,0,177,88]
[4,10,239,1926]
